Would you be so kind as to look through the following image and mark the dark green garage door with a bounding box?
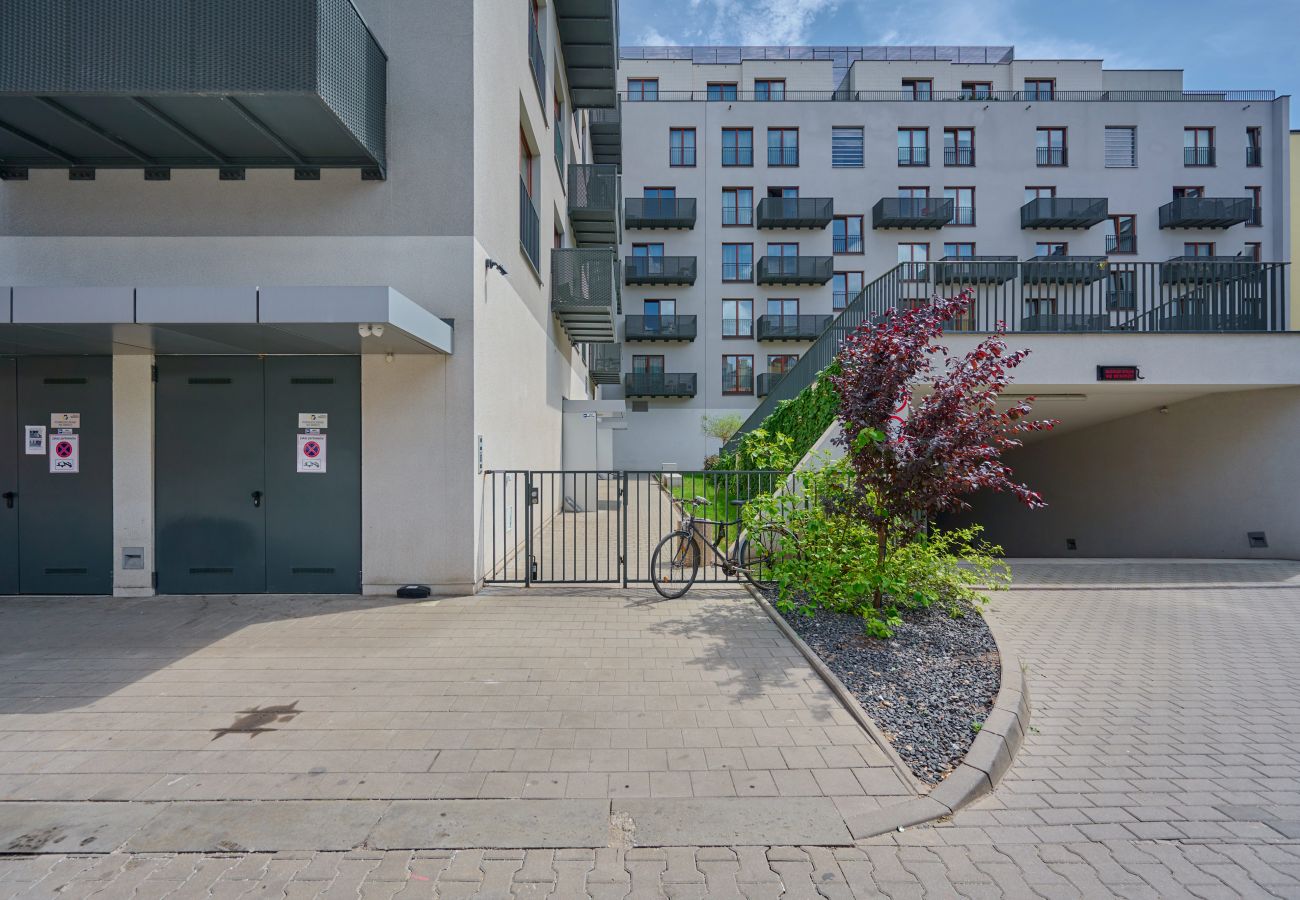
[0,357,113,595]
[155,356,361,594]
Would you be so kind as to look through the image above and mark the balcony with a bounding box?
[756,372,787,398]
[1021,313,1109,333]
[756,197,834,229]
[1158,197,1254,229]
[589,343,622,385]
[0,0,388,177]
[520,179,540,272]
[624,315,697,342]
[1246,145,1262,167]
[767,146,799,167]
[872,197,955,230]
[568,164,619,246]
[624,373,697,398]
[756,256,835,285]
[897,146,929,166]
[1105,234,1136,253]
[624,256,697,286]
[1036,146,1067,166]
[1184,146,1215,167]
[553,0,618,108]
[625,197,697,229]
[931,256,1017,285]
[756,314,833,342]
[1020,197,1108,229]
[1021,256,1109,284]
[1160,256,1259,285]
[552,248,619,345]
[944,146,975,166]
[588,103,621,166]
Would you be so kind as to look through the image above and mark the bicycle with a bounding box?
[649,496,799,599]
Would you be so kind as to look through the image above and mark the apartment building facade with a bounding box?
[0,0,620,596]
[608,46,1292,471]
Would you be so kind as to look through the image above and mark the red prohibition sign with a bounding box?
[54,441,74,458]
[302,440,321,459]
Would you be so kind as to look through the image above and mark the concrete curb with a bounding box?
[744,584,1031,840]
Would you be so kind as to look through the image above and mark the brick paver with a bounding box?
[4,560,1300,897]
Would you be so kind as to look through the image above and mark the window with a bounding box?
[1184,128,1214,166]
[722,188,753,226]
[554,94,565,168]
[707,82,738,101]
[767,298,799,318]
[833,215,863,254]
[1036,241,1068,256]
[1246,127,1262,167]
[1246,186,1262,227]
[631,243,664,257]
[832,271,863,309]
[766,242,798,278]
[722,243,753,282]
[1173,186,1204,199]
[631,242,665,278]
[722,128,753,166]
[898,128,928,166]
[632,355,664,375]
[754,79,785,101]
[944,128,974,166]
[943,242,975,258]
[767,186,798,199]
[832,127,864,167]
[960,81,992,99]
[944,187,975,226]
[643,186,676,202]
[722,355,754,394]
[1025,186,1056,202]
[767,242,798,257]
[1244,242,1262,262]
[898,243,928,280]
[767,128,798,166]
[898,186,928,201]
[669,128,696,167]
[527,0,544,95]
[519,129,538,267]
[1105,126,1137,168]
[768,354,799,374]
[1025,78,1055,101]
[721,299,753,337]
[627,78,658,101]
[1036,128,1067,166]
[643,299,676,318]
[519,129,535,197]
[1107,271,1136,310]
[902,78,933,100]
[1105,214,1136,254]
[1184,242,1215,256]
[1026,297,1057,318]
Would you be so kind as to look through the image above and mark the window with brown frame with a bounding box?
[1246,186,1262,226]
[1025,186,1056,202]
[631,354,664,375]
[754,79,785,101]
[722,128,753,166]
[1173,186,1204,199]
[960,81,993,99]
[944,186,975,226]
[832,215,863,254]
[1183,242,1215,256]
[1025,78,1055,100]
[721,299,753,338]
[1184,127,1214,166]
[1036,241,1068,256]
[1244,242,1262,262]
[1246,127,1262,166]
[902,78,932,100]
[669,128,696,167]
[767,354,799,375]
[722,243,753,282]
[897,242,929,280]
[627,78,658,101]
[707,82,738,101]
[722,187,753,226]
[897,128,928,166]
[943,127,975,166]
[1036,127,1067,166]
[767,128,799,166]
[832,271,863,309]
[722,355,755,394]
[1105,214,1136,254]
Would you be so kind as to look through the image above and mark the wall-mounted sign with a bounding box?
[24,425,46,455]
[1096,365,1141,382]
[296,434,327,474]
[50,412,80,429]
[50,434,79,474]
[298,413,328,429]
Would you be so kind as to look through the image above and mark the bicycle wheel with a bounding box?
[737,525,799,592]
[650,530,701,599]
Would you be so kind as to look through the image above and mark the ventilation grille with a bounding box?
[189,567,234,575]
[188,377,232,385]
[292,567,335,575]
[44,567,88,575]
[290,377,335,385]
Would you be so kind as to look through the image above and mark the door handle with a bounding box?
[251,490,263,508]
[2,492,13,510]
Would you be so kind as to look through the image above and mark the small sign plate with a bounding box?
[298,413,328,429]
[1096,365,1141,382]
[24,425,46,455]
[49,434,79,474]
[50,412,80,429]
[296,434,327,474]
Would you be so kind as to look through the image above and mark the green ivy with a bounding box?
[725,362,840,471]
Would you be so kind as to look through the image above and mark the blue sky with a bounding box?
[621,0,1297,124]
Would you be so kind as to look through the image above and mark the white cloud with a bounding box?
[686,0,841,45]
[637,25,678,47]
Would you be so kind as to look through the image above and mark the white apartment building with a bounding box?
[608,46,1293,479]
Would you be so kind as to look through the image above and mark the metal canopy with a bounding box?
[0,0,387,177]
[0,286,451,356]
[554,0,620,109]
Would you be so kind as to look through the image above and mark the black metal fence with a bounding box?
[483,470,788,586]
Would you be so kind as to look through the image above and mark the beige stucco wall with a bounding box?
[111,355,154,598]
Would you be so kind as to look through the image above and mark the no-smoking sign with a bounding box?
[296,434,327,474]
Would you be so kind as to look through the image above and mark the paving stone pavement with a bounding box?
[4,560,1300,897]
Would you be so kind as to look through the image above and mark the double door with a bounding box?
[155,357,360,594]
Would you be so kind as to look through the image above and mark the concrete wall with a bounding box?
[948,387,1300,560]
[1291,131,1299,328]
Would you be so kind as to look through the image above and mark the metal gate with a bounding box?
[483,469,786,586]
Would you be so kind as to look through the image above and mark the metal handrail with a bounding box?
[616,89,1277,102]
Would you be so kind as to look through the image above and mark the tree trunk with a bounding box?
[874,522,888,610]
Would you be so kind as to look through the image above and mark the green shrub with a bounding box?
[730,363,840,470]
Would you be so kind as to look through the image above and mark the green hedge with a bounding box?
[718,362,840,471]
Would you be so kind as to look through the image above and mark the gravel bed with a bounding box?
[774,595,1000,784]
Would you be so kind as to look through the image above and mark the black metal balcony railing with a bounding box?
[723,258,1290,453]
[1246,146,1262,167]
[756,256,835,285]
[872,197,955,229]
[1021,255,1109,284]
[768,146,799,166]
[756,371,786,398]
[1106,234,1136,253]
[756,314,834,341]
[1158,197,1255,229]
[520,178,540,271]
[950,206,975,226]
[931,255,1018,284]
[624,256,697,286]
[624,315,698,341]
[1160,256,1259,284]
[897,146,929,166]
[833,235,863,254]
[528,14,546,100]
[722,147,754,166]
[588,343,622,385]
[619,88,1278,103]
[756,197,834,229]
[551,248,618,345]
[1184,146,1215,166]
[1036,146,1067,166]
[1020,197,1109,229]
[624,197,697,229]
[624,373,697,398]
[944,146,975,166]
[1249,206,1263,227]
[722,206,754,226]
[567,164,619,247]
